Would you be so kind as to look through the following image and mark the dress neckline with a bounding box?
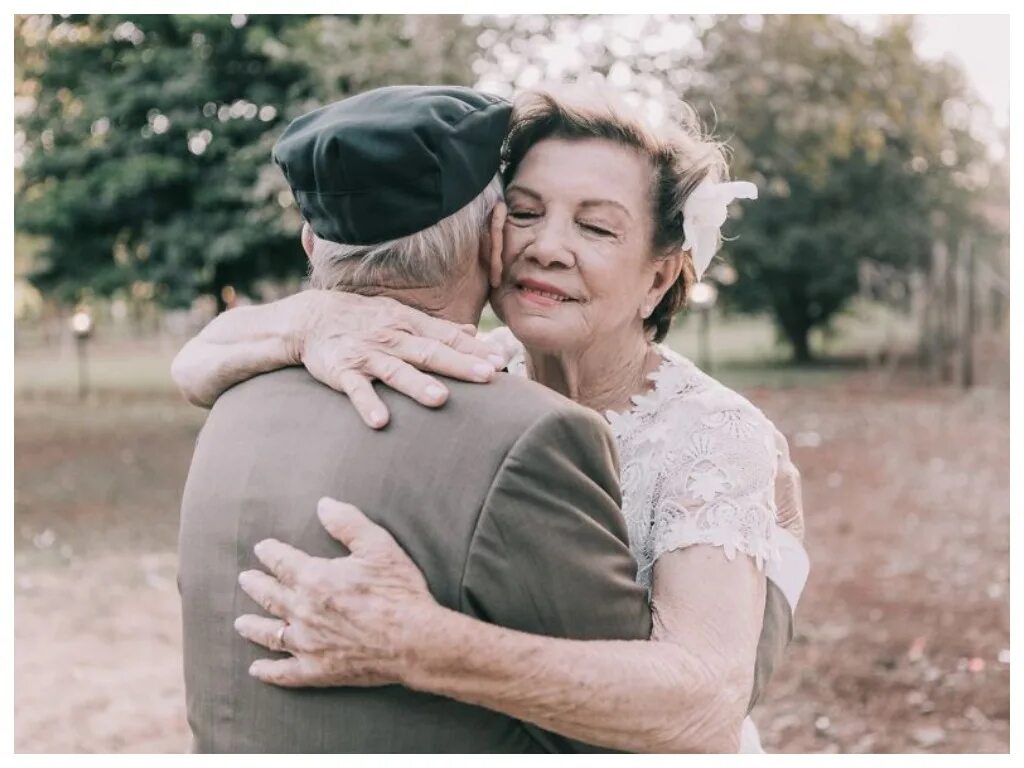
[506,339,701,434]
[602,345,704,438]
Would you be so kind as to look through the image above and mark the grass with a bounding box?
[15,341,181,397]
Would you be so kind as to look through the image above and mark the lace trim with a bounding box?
[603,345,707,442]
[651,497,779,570]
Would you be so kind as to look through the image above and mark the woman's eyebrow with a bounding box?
[579,199,633,221]
[504,183,542,201]
[506,185,633,221]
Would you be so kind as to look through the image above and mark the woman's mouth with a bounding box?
[515,278,577,307]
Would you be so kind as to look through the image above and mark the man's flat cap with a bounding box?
[273,85,511,245]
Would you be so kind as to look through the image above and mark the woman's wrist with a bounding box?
[394,601,464,690]
[280,289,330,366]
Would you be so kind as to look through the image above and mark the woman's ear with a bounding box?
[644,250,685,316]
[487,202,507,289]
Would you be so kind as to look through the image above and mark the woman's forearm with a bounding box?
[171,295,307,407]
[400,605,749,753]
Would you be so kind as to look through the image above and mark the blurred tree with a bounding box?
[689,15,999,361]
[15,14,477,310]
[469,14,1003,360]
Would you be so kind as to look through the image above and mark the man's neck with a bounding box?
[349,265,485,327]
[377,286,480,327]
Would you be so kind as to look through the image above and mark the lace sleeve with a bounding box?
[650,405,780,570]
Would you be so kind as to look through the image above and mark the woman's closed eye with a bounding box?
[579,220,617,238]
[508,209,541,223]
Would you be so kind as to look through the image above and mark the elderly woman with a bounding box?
[172,89,808,753]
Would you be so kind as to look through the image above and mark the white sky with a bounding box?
[848,14,1010,129]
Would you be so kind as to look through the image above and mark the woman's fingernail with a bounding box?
[473,363,494,380]
[425,385,446,402]
[488,354,506,369]
[369,409,386,427]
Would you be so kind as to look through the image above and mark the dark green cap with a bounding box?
[273,85,511,245]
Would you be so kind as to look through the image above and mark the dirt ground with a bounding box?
[13,372,1009,753]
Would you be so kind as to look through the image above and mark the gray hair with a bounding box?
[309,175,504,292]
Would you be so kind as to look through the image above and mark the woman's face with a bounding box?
[492,137,675,355]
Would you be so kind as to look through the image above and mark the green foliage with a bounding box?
[15,14,477,308]
[689,15,999,360]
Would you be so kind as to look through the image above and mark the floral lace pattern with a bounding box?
[506,341,781,592]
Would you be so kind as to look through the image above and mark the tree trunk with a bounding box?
[775,295,814,363]
[788,325,813,363]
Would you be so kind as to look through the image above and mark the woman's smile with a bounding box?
[514,277,580,308]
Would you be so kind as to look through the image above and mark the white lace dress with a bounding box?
[507,340,785,753]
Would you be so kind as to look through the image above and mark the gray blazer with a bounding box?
[178,367,791,753]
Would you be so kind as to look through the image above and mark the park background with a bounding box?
[12,14,1010,753]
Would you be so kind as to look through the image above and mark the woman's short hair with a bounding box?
[502,87,729,342]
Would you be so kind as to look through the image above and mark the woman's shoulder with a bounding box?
[647,346,776,436]
[644,350,784,568]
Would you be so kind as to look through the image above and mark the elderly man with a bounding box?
[176,85,804,753]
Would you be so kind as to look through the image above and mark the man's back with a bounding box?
[179,367,651,753]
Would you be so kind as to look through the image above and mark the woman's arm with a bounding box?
[170,292,307,408]
[406,546,764,753]
[171,290,507,426]
[236,500,765,754]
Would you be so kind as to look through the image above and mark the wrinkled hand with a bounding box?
[772,428,805,541]
[235,497,438,688]
[294,291,513,428]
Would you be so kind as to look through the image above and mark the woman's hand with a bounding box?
[234,497,441,688]
[296,290,509,427]
[772,428,805,541]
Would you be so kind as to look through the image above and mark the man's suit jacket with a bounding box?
[178,366,791,752]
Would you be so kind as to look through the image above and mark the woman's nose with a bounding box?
[525,220,576,269]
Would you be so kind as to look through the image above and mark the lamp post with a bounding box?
[689,282,719,373]
[70,309,94,399]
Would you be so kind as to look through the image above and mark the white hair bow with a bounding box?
[682,180,758,281]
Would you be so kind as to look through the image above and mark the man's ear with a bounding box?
[487,202,507,289]
[301,222,316,259]
[645,250,685,313]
